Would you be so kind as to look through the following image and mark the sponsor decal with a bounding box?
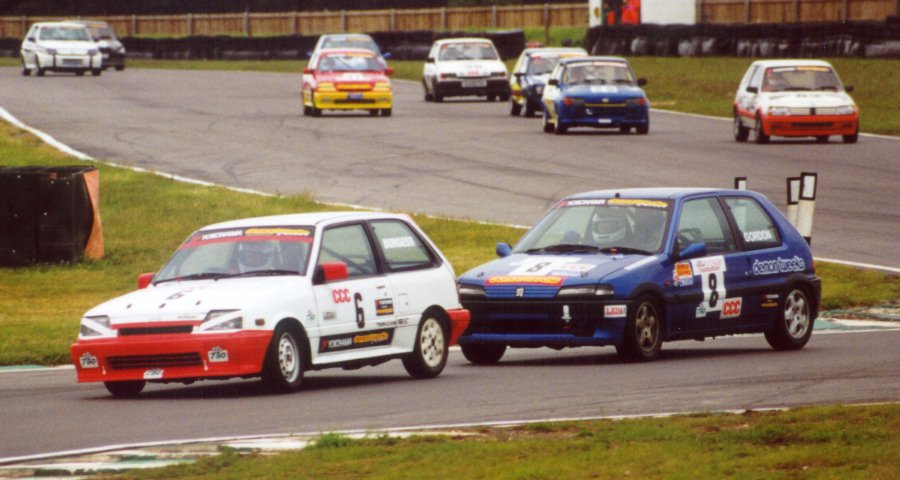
[691,256,727,317]
[486,275,564,286]
[199,229,243,242]
[184,226,313,249]
[721,298,742,319]
[743,230,774,243]
[607,199,669,209]
[319,329,394,353]
[515,287,525,297]
[604,305,627,318]
[306,310,316,322]
[696,305,707,318]
[553,263,595,274]
[382,236,417,249]
[244,227,310,237]
[673,262,694,287]
[143,368,164,380]
[375,298,394,316]
[752,256,807,276]
[323,310,337,321]
[509,258,587,277]
[563,199,606,207]
[332,288,352,304]
[208,346,229,363]
[691,256,725,274]
[79,353,99,369]
[761,293,780,308]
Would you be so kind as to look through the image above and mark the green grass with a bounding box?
[115,404,900,479]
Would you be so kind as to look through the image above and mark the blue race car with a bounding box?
[456,188,821,363]
[509,47,587,117]
[541,56,649,135]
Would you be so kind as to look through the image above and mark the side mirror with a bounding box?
[426,57,435,63]
[385,66,395,76]
[637,78,647,86]
[27,37,35,42]
[313,262,349,284]
[678,242,707,260]
[747,86,759,94]
[495,242,512,258]
[383,52,392,59]
[303,67,314,74]
[137,272,156,289]
[844,85,854,93]
[548,78,559,86]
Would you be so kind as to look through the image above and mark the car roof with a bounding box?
[559,56,629,65]
[200,211,407,231]
[525,47,587,56]
[434,37,495,45]
[317,47,377,56]
[64,20,109,27]
[749,59,834,68]
[31,21,89,29]
[320,33,374,40]
[565,187,743,201]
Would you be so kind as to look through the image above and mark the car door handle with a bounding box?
[376,284,387,290]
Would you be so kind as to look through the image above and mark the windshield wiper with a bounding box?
[153,272,229,285]
[598,246,653,255]
[525,244,601,254]
[226,269,301,278]
[815,85,838,91]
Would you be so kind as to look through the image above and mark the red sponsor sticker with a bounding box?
[604,305,627,318]
[722,298,742,319]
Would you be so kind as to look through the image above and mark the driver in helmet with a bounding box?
[236,241,277,272]
[591,207,631,247]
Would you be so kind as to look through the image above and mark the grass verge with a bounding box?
[116,404,900,479]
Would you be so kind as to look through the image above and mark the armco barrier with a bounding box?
[587,21,900,58]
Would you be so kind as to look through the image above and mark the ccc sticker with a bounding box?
[722,298,742,319]
[332,288,351,303]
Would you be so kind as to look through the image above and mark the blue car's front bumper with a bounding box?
[557,103,649,129]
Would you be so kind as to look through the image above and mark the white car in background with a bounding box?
[20,21,102,76]
[70,212,470,397]
[422,37,510,102]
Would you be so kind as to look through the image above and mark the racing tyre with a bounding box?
[369,109,379,116]
[524,103,536,117]
[116,65,125,71]
[310,104,321,117]
[619,126,631,134]
[261,323,306,393]
[302,105,311,116]
[35,59,45,76]
[636,123,649,135]
[91,69,101,76]
[499,93,510,102]
[816,135,829,143]
[22,67,30,76]
[764,287,814,351]
[510,101,522,116]
[104,380,145,398]
[617,295,663,362]
[381,108,392,117]
[434,93,443,103]
[842,128,858,144]
[403,315,449,379]
[487,94,496,102]
[733,114,749,142]
[754,116,769,144]
[542,111,554,133]
[76,70,85,76]
[554,122,567,135]
[461,343,506,365]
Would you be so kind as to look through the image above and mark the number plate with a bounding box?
[62,59,82,66]
[461,79,487,88]
[348,93,363,100]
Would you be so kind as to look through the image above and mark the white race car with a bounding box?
[20,21,102,76]
[422,37,510,102]
[71,212,470,397]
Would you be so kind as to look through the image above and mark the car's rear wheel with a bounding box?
[542,111,554,133]
[524,102,536,117]
[91,69,101,76]
[816,135,829,143]
[636,123,649,135]
[765,287,814,351]
[434,93,444,102]
[733,113,749,142]
[369,109,379,116]
[754,115,770,144]
[499,93,510,102]
[461,343,506,365]
[510,100,522,116]
[617,295,662,361]
[261,323,306,393]
[381,108,392,117]
[104,380,145,398]
[116,65,125,71]
[554,119,567,135]
[403,315,448,378]
[76,70,85,76]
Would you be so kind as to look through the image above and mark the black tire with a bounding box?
[22,67,30,76]
[542,111,554,133]
[311,103,321,117]
[764,287,814,351]
[302,104,311,116]
[554,121,567,135]
[733,113,749,142]
[754,115,770,144]
[115,65,125,71]
[510,100,522,116]
[499,93,510,102]
[636,123,649,135]
[816,135,829,143]
[619,125,631,134]
[381,108,392,117]
[524,102,536,117]
[842,127,858,144]
[91,69,101,76]
[617,295,663,361]
[104,380,145,398]
[35,60,45,77]
[402,315,449,379]
[369,109,379,116]
[434,93,443,102]
[76,70,85,76]
[261,323,306,393]
[487,94,496,102]
[460,343,506,365]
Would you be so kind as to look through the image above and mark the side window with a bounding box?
[723,197,781,250]
[748,66,764,90]
[739,65,757,91]
[317,224,377,278]
[370,220,437,272]
[676,198,737,255]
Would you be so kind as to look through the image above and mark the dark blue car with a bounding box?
[456,188,821,363]
[541,56,650,135]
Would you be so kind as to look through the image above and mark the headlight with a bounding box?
[202,310,243,331]
[80,315,112,338]
[458,284,485,299]
[556,284,614,298]
[491,71,507,78]
[768,106,791,116]
[440,72,457,79]
[836,105,856,115]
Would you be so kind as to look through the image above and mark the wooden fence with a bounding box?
[0,1,896,38]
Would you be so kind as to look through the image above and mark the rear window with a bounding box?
[723,197,781,250]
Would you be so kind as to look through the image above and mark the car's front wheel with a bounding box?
[617,295,663,361]
[636,123,649,135]
[115,65,125,71]
[843,125,859,144]
[403,315,449,378]
[91,69,101,76]
[510,100,522,116]
[461,343,506,365]
[542,111,554,133]
[524,102,536,117]
[755,115,770,144]
[261,323,306,393]
[733,113,749,142]
[765,287,814,351]
[381,108,392,117]
[104,380,145,398]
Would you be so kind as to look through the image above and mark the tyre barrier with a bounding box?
[0,166,103,266]
[588,21,899,58]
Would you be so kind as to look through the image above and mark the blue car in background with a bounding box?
[456,188,821,363]
[541,56,650,135]
[509,47,587,117]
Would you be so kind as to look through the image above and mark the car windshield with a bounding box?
[527,56,562,76]
[563,62,636,85]
[88,26,114,40]
[39,26,92,42]
[514,199,670,255]
[318,53,383,72]
[322,36,381,55]
[762,66,843,92]
[154,226,315,284]
[439,42,498,61]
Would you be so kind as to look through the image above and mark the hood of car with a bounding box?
[563,84,645,100]
[84,276,304,324]
[460,253,655,294]
[439,60,505,77]
[761,91,854,108]
[30,40,97,52]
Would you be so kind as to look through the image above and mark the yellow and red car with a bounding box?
[301,48,394,117]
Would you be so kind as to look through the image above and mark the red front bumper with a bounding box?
[762,113,858,137]
[447,308,470,346]
[70,330,273,383]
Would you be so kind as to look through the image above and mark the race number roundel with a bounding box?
[690,256,727,315]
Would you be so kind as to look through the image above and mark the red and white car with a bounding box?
[733,59,859,144]
[301,48,394,117]
[71,212,469,397]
